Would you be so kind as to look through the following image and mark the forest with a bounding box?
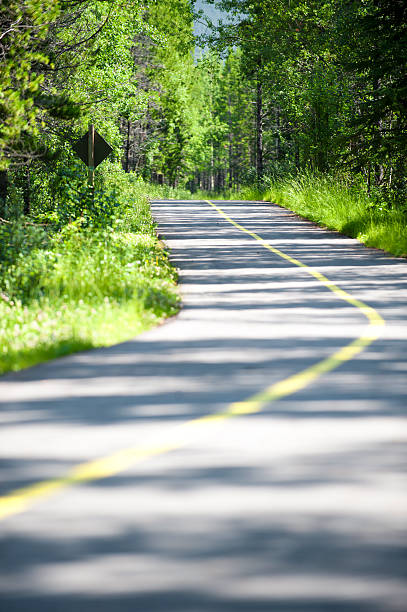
[0,0,406,372]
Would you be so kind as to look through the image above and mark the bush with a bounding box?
[0,219,49,269]
[0,166,180,374]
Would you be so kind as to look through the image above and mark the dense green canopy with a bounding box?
[0,0,405,212]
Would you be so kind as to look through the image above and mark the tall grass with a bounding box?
[0,172,180,374]
[207,174,407,258]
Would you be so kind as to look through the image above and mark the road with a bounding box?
[1,199,406,611]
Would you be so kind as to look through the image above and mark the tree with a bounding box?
[0,0,149,215]
[336,0,407,197]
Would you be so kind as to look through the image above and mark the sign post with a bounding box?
[88,123,95,191]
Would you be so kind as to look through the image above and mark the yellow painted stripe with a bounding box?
[0,200,385,521]
[206,200,384,328]
[203,200,384,416]
[0,443,182,521]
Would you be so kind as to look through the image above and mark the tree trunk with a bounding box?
[210,144,215,191]
[228,93,233,189]
[125,120,131,173]
[256,79,263,181]
[295,140,300,169]
[23,167,31,215]
[0,170,8,217]
[275,106,281,160]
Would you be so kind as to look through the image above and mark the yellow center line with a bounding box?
[0,200,385,521]
[205,200,384,414]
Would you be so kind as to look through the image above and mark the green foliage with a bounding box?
[4,225,176,305]
[228,172,407,258]
[0,169,180,374]
[200,0,406,203]
[138,0,200,184]
[2,0,406,372]
[0,0,60,168]
[1,0,151,174]
[0,219,49,269]
[53,164,119,227]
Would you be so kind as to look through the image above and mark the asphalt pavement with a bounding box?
[1,199,406,611]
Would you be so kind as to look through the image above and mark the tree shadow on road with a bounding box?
[1,200,407,611]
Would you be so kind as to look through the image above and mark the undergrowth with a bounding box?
[203,174,407,258]
[5,167,404,376]
[0,168,180,375]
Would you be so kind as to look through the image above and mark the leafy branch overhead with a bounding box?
[1,0,406,201]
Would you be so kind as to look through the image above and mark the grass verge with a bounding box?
[202,174,407,258]
[0,171,181,375]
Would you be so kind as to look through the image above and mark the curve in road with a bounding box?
[1,199,406,612]
[0,200,386,521]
